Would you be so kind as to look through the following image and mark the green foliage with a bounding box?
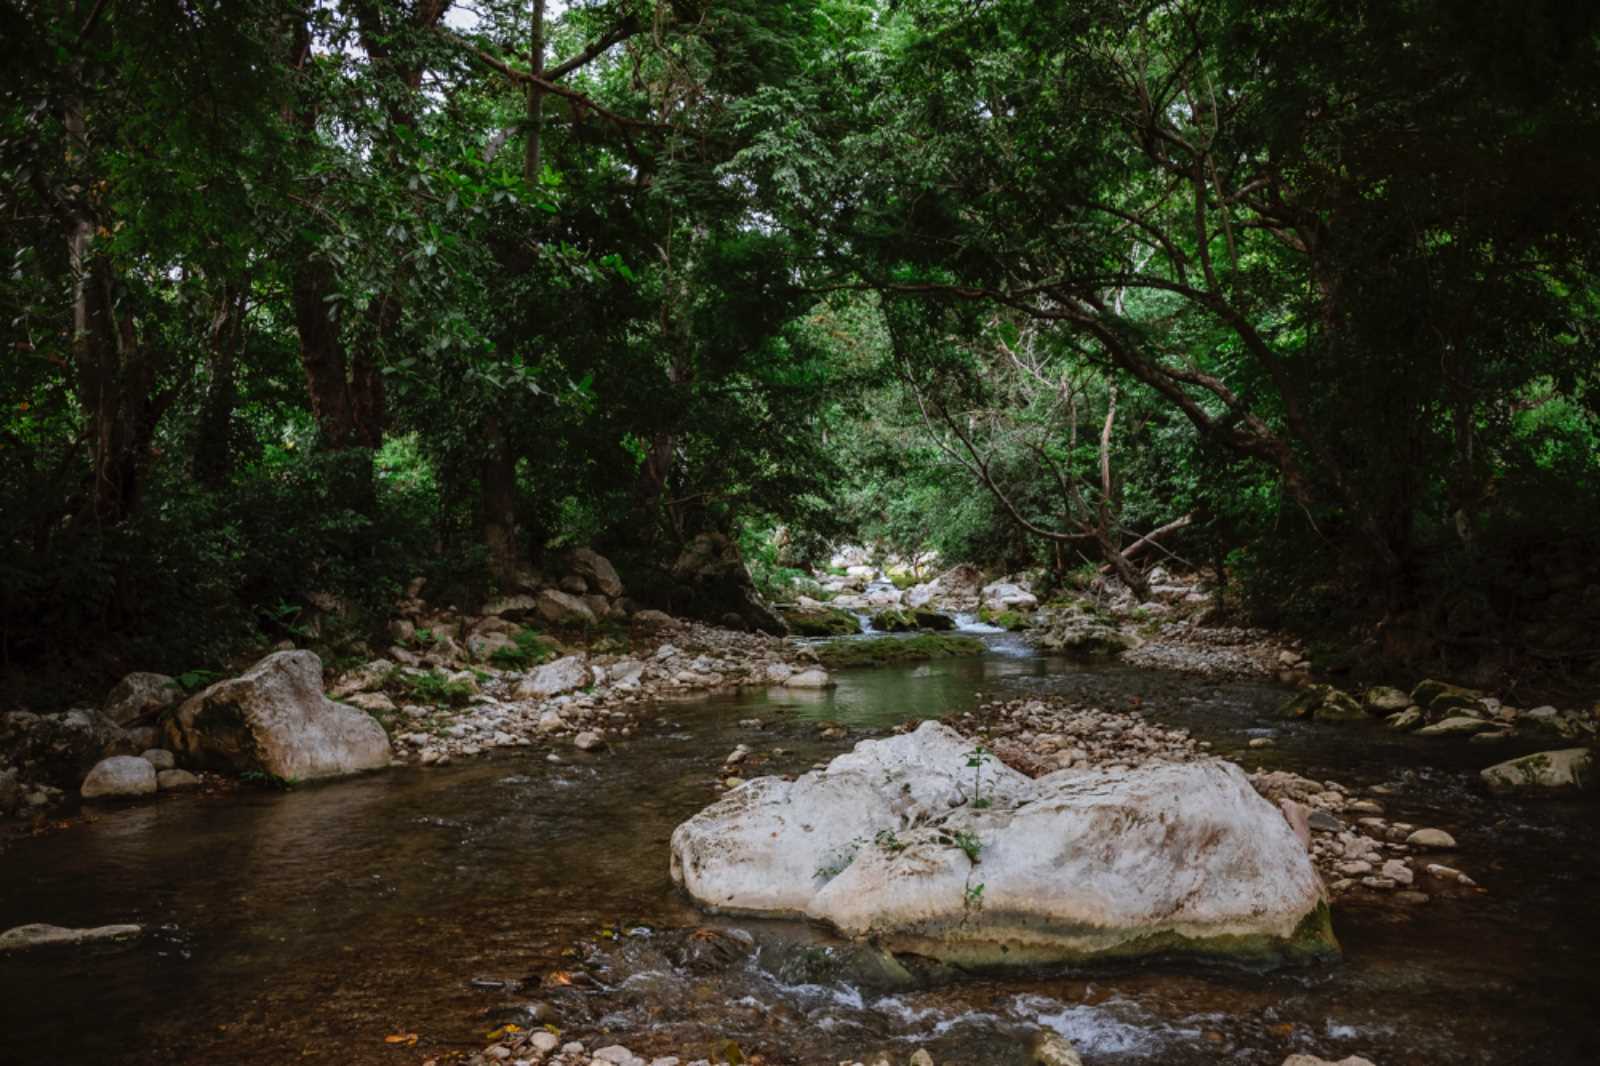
[487,628,555,670]
[175,669,224,694]
[873,828,907,854]
[402,669,477,708]
[951,829,983,865]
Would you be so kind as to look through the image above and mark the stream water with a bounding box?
[2,635,1595,1066]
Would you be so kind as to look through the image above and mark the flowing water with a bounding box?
[2,636,1596,1065]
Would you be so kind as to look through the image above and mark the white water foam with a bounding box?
[1007,993,1198,1056]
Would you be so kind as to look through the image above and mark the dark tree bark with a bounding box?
[480,414,521,582]
[194,283,246,489]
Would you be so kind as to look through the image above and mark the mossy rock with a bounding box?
[1363,685,1411,716]
[870,609,917,632]
[1279,685,1329,720]
[1480,748,1593,795]
[1410,679,1487,717]
[1311,689,1368,723]
[1385,707,1424,732]
[782,607,861,637]
[978,607,1030,631]
[814,634,985,669]
[913,610,955,631]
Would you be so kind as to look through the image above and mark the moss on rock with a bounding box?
[814,634,985,669]
[782,607,861,636]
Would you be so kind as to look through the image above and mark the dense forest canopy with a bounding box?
[4,0,1599,700]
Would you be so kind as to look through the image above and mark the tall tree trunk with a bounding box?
[475,0,546,583]
[631,430,674,526]
[64,58,174,527]
[292,260,351,447]
[1093,385,1149,599]
[524,0,546,184]
[195,283,245,489]
[481,415,520,584]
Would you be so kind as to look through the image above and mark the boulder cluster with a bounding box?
[1249,770,1474,900]
[1281,676,1595,798]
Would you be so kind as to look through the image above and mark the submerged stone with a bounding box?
[0,923,142,953]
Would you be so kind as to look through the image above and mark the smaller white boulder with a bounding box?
[81,756,157,800]
[156,769,200,792]
[783,668,834,689]
[514,655,591,699]
[139,748,176,771]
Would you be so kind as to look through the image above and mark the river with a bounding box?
[2,635,1595,1065]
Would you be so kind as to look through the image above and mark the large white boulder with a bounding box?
[164,651,392,781]
[671,722,1333,969]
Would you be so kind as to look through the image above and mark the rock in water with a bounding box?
[783,668,835,689]
[1362,685,1410,716]
[1281,1056,1377,1066]
[81,755,157,799]
[164,651,392,781]
[1031,1033,1084,1066]
[1480,748,1592,795]
[0,923,142,953]
[156,769,200,792]
[670,722,1335,969]
[1312,689,1368,723]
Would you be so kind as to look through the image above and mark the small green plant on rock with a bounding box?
[874,828,908,854]
[815,837,864,882]
[951,828,983,864]
[240,769,296,790]
[966,743,993,808]
[963,882,986,912]
[176,668,223,693]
